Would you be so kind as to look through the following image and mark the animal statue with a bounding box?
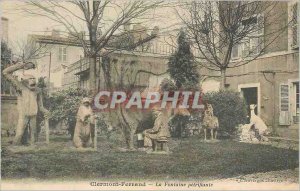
[249,104,268,141]
[103,78,176,150]
[202,104,219,140]
[237,124,259,143]
[73,97,96,148]
[3,61,48,145]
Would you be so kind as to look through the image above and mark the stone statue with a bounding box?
[143,107,172,151]
[249,104,268,141]
[237,105,269,142]
[73,98,96,148]
[202,104,219,140]
[3,61,47,145]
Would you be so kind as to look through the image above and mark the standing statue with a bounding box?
[202,104,219,140]
[3,62,44,145]
[73,97,96,148]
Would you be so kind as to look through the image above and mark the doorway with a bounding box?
[241,87,258,116]
[238,83,261,120]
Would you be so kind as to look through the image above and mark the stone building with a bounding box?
[63,50,171,90]
[27,30,85,92]
[208,1,299,139]
[63,24,174,91]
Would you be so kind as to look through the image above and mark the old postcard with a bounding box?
[1,0,299,190]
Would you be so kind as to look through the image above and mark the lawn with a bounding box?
[1,135,298,180]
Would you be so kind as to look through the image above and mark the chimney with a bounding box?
[151,26,159,36]
[52,29,60,38]
[132,24,147,42]
[124,23,131,31]
[133,24,145,32]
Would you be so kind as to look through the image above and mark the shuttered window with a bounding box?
[58,46,67,62]
[240,14,264,58]
[279,83,290,125]
[232,44,239,59]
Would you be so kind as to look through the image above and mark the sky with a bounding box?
[0,0,182,54]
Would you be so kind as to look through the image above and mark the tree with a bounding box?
[1,42,11,69]
[177,1,288,89]
[168,30,199,88]
[1,42,12,94]
[24,0,162,91]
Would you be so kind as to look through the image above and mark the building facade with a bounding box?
[63,24,174,91]
[63,50,170,91]
[28,30,84,92]
[210,1,299,139]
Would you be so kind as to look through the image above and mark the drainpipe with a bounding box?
[48,52,52,94]
[262,70,276,131]
[272,72,276,132]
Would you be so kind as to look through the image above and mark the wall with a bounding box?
[99,51,169,89]
[225,51,299,139]
[264,2,288,54]
[1,96,18,132]
[35,43,84,90]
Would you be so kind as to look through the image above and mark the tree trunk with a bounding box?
[101,58,112,89]
[88,21,98,93]
[89,56,97,92]
[220,68,226,90]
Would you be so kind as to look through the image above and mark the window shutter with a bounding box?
[279,83,290,125]
[257,14,264,36]
[291,3,298,48]
[232,44,239,59]
[242,39,250,57]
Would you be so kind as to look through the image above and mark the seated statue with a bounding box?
[143,107,171,151]
[73,98,95,148]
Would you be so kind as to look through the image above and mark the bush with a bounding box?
[169,115,190,138]
[203,90,248,134]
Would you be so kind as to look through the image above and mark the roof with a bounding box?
[29,34,84,47]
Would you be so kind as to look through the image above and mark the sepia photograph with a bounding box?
[0,0,299,190]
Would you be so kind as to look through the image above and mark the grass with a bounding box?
[1,135,298,180]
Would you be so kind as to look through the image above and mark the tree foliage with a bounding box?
[168,30,199,88]
[1,42,11,70]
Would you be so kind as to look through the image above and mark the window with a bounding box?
[293,82,299,123]
[231,14,264,59]
[58,46,67,62]
[241,14,264,57]
[291,3,298,48]
[40,63,47,73]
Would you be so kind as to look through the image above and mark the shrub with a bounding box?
[203,90,248,134]
[169,115,190,138]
